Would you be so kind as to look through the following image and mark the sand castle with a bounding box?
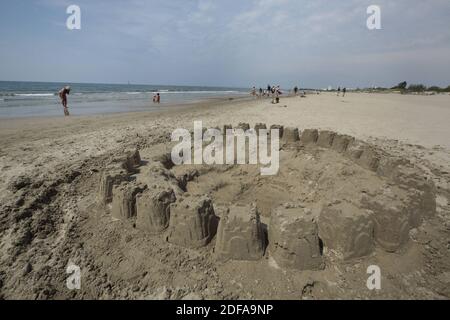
[319,202,374,260]
[280,127,300,145]
[215,204,266,261]
[167,196,218,249]
[269,204,324,270]
[111,182,146,220]
[97,123,437,270]
[136,187,176,234]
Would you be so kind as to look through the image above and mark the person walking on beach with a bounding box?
[271,86,281,104]
[58,86,71,116]
[251,86,257,98]
[276,86,281,103]
[342,87,347,97]
[337,87,341,97]
[294,86,299,96]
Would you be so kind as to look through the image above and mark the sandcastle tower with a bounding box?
[215,204,266,261]
[318,201,374,260]
[269,204,324,270]
[136,186,176,234]
[167,196,218,249]
[111,182,146,220]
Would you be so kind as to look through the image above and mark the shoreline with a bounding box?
[0,95,251,130]
[0,93,251,120]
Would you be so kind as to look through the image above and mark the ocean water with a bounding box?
[0,81,248,118]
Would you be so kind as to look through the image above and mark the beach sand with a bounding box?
[0,93,449,299]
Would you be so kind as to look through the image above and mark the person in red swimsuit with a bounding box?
[58,86,71,116]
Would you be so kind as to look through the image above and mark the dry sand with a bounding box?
[0,92,449,299]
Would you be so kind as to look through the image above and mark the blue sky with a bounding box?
[1,0,449,88]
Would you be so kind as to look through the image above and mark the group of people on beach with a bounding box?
[57,86,163,116]
[252,85,283,104]
[337,86,347,97]
[252,84,310,104]
[58,84,345,116]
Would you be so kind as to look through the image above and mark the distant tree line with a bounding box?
[391,81,450,93]
[328,82,450,93]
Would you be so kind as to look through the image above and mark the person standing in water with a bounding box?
[153,92,161,103]
[58,86,71,116]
